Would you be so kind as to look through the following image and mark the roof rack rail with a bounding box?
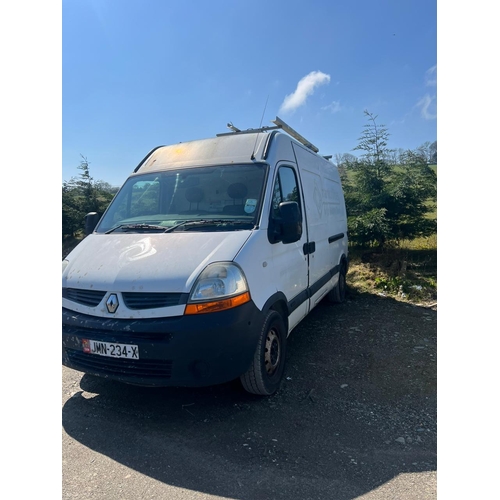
[271,117,319,153]
[216,124,279,137]
[216,116,320,153]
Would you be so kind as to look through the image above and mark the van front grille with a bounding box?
[122,292,188,309]
[63,288,188,310]
[63,288,106,307]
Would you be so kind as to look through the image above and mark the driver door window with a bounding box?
[271,166,301,219]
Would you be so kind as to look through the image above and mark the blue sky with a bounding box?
[63,0,437,187]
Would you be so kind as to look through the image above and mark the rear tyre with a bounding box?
[240,310,287,396]
[328,260,347,303]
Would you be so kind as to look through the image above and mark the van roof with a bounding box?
[136,132,273,173]
[135,117,332,174]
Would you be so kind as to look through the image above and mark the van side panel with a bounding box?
[292,143,348,305]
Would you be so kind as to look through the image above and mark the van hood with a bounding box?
[62,231,251,293]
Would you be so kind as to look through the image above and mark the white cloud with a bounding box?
[416,94,437,120]
[425,65,437,87]
[279,71,331,113]
[322,100,341,114]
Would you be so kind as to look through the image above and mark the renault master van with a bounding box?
[62,117,348,395]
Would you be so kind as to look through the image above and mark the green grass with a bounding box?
[347,236,437,305]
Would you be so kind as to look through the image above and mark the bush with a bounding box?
[62,157,116,239]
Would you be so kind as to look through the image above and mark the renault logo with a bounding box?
[106,294,119,313]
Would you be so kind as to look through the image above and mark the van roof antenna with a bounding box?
[251,95,269,160]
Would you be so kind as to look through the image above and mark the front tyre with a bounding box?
[240,310,287,396]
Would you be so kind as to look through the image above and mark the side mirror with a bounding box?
[84,212,101,235]
[278,201,302,244]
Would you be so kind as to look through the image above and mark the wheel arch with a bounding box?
[339,253,349,274]
[261,292,289,333]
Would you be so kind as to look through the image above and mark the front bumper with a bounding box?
[62,301,264,387]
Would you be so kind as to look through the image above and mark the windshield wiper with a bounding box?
[105,223,168,234]
[106,219,255,234]
[163,220,194,233]
[164,219,254,233]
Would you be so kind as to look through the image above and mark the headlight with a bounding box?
[62,259,69,274]
[189,263,248,301]
[185,262,250,314]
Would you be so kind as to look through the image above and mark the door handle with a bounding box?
[303,242,316,255]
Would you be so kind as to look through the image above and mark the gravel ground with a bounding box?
[62,291,437,499]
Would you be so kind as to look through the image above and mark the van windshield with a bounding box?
[96,164,267,234]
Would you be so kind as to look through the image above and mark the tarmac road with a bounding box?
[62,293,437,499]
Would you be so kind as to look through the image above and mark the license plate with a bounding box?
[82,339,139,359]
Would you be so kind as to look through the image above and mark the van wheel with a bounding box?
[240,310,287,396]
[328,261,347,303]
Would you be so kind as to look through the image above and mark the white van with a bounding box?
[62,118,348,395]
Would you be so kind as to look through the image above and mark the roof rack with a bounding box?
[271,117,319,153]
[217,116,319,154]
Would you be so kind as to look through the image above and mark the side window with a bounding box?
[271,166,301,218]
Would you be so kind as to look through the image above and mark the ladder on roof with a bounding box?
[216,116,320,154]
